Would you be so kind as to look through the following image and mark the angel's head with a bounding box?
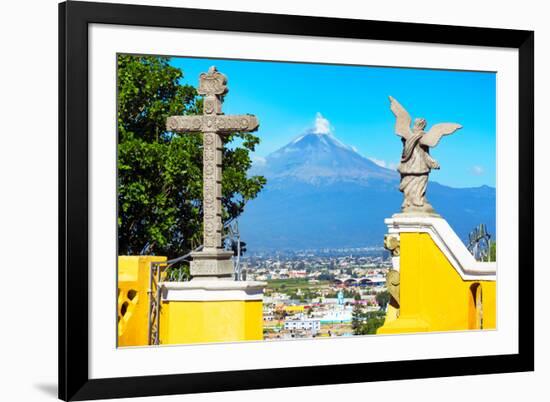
[413,118,427,132]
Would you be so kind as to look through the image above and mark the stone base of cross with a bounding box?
[189,249,235,279]
[166,66,259,280]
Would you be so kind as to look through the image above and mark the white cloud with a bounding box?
[368,157,387,168]
[470,165,485,176]
[368,157,398,171]
[313,112,332,135]
[251,155,266,166]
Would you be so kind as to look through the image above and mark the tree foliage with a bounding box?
[351,302,365,332]
[352,301,387,335]
[489,241,496,262]
[375,290,391,309]
[117,55,266,257]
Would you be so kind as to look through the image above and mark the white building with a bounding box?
[283,318,321,333]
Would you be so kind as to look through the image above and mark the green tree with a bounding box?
[343,288,355,298]
[117,55,266,257]
[318,272,334,281]
[363,311,386,334]
[351,302,365,334]
[489,241,496,262]
[376,290,391,309]
[353,310,386,335]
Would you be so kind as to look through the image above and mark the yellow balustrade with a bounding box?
[117,256,265,346]
[117,255,166,347]
[378,231,496,334]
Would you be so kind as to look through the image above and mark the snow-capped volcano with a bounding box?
[240,114,495,251]
[253,115,397,183]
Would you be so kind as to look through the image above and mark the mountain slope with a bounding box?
[252,131,397,183]
[240,129,495,251]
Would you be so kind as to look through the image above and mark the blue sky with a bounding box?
[170,57,496,188]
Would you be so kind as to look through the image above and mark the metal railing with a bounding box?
[467,223,492,262]
[147,245,202,345]
[224,219,244,281]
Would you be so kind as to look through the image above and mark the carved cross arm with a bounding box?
[166,114,259,134]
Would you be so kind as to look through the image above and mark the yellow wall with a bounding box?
[118,255,264,346]
[159,300,263,345]
[117,255,166,347]
[378,232,496,334]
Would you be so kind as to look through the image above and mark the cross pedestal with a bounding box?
[166,66,259,280]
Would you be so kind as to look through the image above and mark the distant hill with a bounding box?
[238,130,495,252]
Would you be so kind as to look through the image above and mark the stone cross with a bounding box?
[166,66,259,279]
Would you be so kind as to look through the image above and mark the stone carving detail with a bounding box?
[166,67,259,277]
[204,132,215,146]
[166,115,259,134]
[384,233,400,257]
[204,164,214,176]
[389,96,462,215]
[386,269,401,306]
[384,233,401,309]
[204,147,215,162]
[204,99,216,115]
[198,66,228,97]
[166,116,202,132]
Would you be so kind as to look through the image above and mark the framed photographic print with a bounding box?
[59,1,534,400]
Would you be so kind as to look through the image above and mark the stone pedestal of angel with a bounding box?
[389,96,462,216]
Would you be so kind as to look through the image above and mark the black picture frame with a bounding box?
[59,1,534,400]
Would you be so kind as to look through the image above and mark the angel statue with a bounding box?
[389,96,462,215]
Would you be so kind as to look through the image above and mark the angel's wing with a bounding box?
[389,96,413,139]
[420,123,462,148]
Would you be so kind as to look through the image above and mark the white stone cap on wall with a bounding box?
[385,215,496,281]
[160,280,267,302]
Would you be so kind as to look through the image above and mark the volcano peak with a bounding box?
[252,128,397,184]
